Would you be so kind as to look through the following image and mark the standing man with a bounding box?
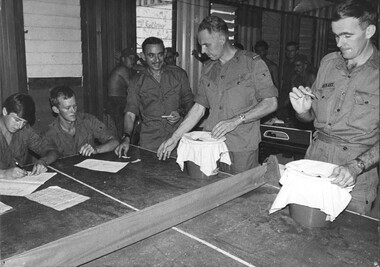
[45,86,119,157]
[107,47,138,138]
[254,40,279,88]
[0,93,58,178]
[158,16,278,174]
[164,47,179,66]
[114,37,194,156]
[290,0,379,215]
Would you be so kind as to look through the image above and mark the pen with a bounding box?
[303,91,318,100]
[14,161,26,171]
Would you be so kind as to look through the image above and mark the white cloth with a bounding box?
[269,159,353,221]
[176,131,231,176]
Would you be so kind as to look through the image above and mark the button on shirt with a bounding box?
[195,50,278,152]
[0,125,57,169]
[45,112,116,157]
[125,65,194,151]
[311,46,379,146]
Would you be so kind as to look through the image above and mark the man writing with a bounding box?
[158,15,278,174]
[290,0,379,214]
[114,37,194,156]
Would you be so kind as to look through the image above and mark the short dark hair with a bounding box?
[142,37,165,54]
[332,0,376,29]
[3,93,36,125]
[50,85,75,107]
[254,40,269,50]
[294,54,308,64]
[286,41,299,50]
[198,15,229,37]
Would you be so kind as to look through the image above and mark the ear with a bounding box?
[2,107,7,116]
[365,25,376,39]
[140,52,146,61]
[52,106,60,114]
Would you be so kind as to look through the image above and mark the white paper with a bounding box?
[74,159,128,173]
[0,172,57,196]
[26,186,90,211]
[0,201,13,215]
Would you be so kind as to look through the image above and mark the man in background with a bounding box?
[164,47,179,66]
[290,0,379,215]
[114,37,194,157]
[254,40,279,88]
[107,47,138,138]
[46,86,119,157]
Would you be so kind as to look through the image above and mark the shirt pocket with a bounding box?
[225,72,254,114]
[314,86,335,124]
[347,91,379,132]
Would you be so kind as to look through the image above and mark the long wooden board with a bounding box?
[2,156,279,267]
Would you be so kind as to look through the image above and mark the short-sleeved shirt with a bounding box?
[311,46,379,146]
[195,50,278,152]
[125,65,194,151]
[45,112,116,157]
[0,124,57,169]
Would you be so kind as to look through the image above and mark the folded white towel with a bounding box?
[269,159,353,221]
[176,131,231,176]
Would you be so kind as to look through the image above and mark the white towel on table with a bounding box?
[176,131,231,176]
[269,159,353,221]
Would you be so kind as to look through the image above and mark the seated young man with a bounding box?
[0,93,58,179]
[45,86,119,157]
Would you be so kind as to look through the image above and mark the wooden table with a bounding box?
[1,146,378,267]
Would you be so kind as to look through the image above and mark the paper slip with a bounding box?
[0,172,57,197]
[75,159,128,173]
[26,186,90,211]
[0,202,13,215]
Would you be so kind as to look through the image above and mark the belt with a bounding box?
[315,132,371,148]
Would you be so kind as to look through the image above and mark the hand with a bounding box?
[114,138,130,158]
[289,86,313,114]
[211,118,239,139]
[79,143,97,157]
[329,162,358,188]
[4,167,28,179]
[166,111,181,125]
[157,137,179,160]
[31,159,48,175]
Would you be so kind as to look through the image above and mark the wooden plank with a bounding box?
[24,27,81,41]
[23,1,80,17]
[25,40,81,53]
[26,65,82,78]
[2,157,279,267]
[24,0,80,6]
[24,14,80,29]
[26,52,82,65]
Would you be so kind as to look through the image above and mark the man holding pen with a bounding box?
[0,93,58,179]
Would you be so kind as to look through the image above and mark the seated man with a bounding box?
[0,93,58,179]
[115,37,194,157]
[45,86,119,157]
[291,54,316,88]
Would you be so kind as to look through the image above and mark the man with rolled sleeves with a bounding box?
[158,15,278,174]
[290,0,379,215]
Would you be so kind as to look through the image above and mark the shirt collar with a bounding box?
[336,44,379,70]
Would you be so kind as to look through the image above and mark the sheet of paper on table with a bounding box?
[0,172,57,197]
[26,186,90,211]
[74,159,129,173]
[0,201,13,215]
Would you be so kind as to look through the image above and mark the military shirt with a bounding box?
[195,50,278,152]
[125,65,194,151]
[45,112,116,157]
[311,46,379,146]
[0,124,57,169]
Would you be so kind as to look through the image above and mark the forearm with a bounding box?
[171,103,205,141]
[241,97,278,124]
[123,112,136,136]
[296,109,315,122]
[351,141,379,172]
[40,150,59,165]
[95,138,120,154]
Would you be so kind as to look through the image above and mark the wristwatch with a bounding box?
[354,158,366,174]
[239,113,246,124]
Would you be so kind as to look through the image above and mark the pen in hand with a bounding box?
[14,160,29,176]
